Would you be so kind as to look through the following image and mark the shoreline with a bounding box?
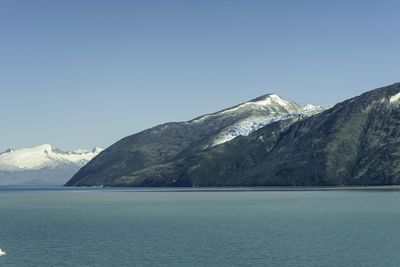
[2,184,400,192]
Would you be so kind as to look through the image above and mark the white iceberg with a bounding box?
[0,248,6,256]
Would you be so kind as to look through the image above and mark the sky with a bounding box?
[1,0,399,151]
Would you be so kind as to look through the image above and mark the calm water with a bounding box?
[1,187,400,266]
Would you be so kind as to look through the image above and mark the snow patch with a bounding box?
[303,104,318,112]
[389,92,400,103]
[302,104,331,115]
[211,113,300,146]
[210,104,330,147]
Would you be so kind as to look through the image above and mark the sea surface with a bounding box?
[1,186,400,266]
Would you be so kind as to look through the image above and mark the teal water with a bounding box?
[1,187,400,266]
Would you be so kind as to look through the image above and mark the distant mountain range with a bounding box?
[66,93,329,186]
[0,145,102,185]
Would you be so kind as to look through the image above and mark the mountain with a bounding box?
[66,94,328,186]
[94,82,400,187]
[0,145,102,185]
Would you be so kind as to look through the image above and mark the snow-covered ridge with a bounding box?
[218,94,301,115]
[191,94,303,123]
[201,94,330,147]
[0,144,103,171]
[302,104,331,115]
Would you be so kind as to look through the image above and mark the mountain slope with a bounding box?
[0,145,102,185]
[67,94,327,186]
[110,83,400,187]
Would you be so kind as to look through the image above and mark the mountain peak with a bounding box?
[220,93,303,115]
[0,144,102,172]
[190,93,303,125]
[249,93,278,102]
[248,93,295,107]
[67,89,328,187]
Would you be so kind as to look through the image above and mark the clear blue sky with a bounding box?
[1,0,399,151]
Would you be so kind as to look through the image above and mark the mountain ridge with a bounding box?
[66,93,328,186]
[0,144,102,185]
[101,82,400,187]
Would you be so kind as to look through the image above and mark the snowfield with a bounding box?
[191,94,329,147]
[0,145,102,185]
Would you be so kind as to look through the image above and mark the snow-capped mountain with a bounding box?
[69,82,400,188]
[67,93,329,187]
[110,82,400,187]
[191,94,329,147]
[0,145,103,185]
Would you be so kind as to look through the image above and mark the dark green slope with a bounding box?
[110,83,400,186]
[111,117,303,186]
[66,122,195,186]
[66,94,305,186]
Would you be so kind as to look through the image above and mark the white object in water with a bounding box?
[0,248,6,256]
